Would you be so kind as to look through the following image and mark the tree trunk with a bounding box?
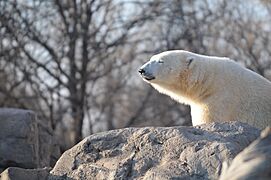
[71,105,84,144]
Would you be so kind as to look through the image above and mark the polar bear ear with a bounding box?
[186,56,194,67]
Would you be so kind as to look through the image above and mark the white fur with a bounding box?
[140,50,271,129]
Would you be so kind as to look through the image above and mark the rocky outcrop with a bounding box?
[0,108,60,173]
[0,167,51,180]
[0,109,39,170]
[50,122,260,180]
[1,108,268,180]
[220,127,271,180]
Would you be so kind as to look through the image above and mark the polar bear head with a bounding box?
[139,50,234,105]
[138,50,195,88]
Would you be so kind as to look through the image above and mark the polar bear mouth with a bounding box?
[143,75,155,81]
[141,73,155,81]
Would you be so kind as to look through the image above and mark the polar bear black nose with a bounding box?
[138,68,145,74]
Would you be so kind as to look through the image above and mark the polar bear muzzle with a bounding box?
[138,61,158,81]
[138,68,155,80]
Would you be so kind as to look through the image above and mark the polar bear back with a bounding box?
[189,56,271,129]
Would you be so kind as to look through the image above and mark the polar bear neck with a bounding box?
[151,81,212,125]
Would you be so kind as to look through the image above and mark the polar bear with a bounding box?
[138,50,271,129]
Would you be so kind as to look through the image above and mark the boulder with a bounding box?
[0,167,50,180]
[0,109,39,170]
[0,108,60,172]
[220,127,271,180]
[49,122,260,180]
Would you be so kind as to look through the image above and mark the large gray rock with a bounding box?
[0,109,39,170]
[0,108,60,172]
[0,167,50,180]
[220,127,271,180]
[50,122,260,180]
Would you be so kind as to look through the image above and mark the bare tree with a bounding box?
[0,0,157,145]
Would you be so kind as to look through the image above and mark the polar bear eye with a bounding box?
[158,60,164,64]
[187,57,194,66]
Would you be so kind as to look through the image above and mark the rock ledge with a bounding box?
[50,122,260,180]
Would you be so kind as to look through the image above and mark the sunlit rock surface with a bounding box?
[50,122,260,180]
